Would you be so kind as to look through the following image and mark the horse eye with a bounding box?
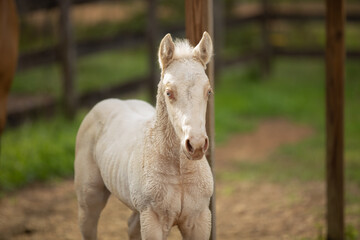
[166,90,174,100]
[207,90,212,96]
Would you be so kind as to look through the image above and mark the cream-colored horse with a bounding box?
[75,32,214,240]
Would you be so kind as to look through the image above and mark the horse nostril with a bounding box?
[186,139,194,154]
[203,138,209,152]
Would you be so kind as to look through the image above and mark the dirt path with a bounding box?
[0,179,326,240]
[0,118,351,240]
[215,118,313,165]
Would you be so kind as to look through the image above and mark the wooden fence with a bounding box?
[8,0,360,122]
[16,1,360,70]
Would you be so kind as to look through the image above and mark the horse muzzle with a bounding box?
[183,136,209,160]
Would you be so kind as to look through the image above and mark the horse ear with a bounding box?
[193,32,213,67]
[158,33,175,70]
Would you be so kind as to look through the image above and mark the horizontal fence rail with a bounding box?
[15,0,99,13]
[18,32,146,71]
[8,1,360,126]
[18,6,360,70]
[18,24,185,71]
[7,76,146,127]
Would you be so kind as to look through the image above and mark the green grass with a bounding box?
[3,57,360,193]
[215,59,326,142]
[0,112,84,192]
[216,59,360,185]
[11,47,148,97]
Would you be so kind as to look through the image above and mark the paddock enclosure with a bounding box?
[1,0,360,239]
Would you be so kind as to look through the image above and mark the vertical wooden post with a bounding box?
[147,0,159,104]
[260,0,271,78]
[58,0,77,118]
[185,0,215,239]
[325,0,345,239]
[0,0,18,137]
[213,0,224,81]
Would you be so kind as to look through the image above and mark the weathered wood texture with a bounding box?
[213,0,224,80]
[147,0,159,103]
[260,0,272,78]
[185,0,215,239]
[325,0,345,239]
[0,0,18,136]
[58,0,77,118]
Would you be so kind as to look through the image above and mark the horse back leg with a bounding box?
[75,147,110,240]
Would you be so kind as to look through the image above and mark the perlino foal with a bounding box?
[75,32,214,240]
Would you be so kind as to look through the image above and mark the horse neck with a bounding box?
[149,87,181,159]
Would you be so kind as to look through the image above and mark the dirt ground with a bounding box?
[0,119,357,240]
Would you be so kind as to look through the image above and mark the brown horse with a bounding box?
[0,0,18,136]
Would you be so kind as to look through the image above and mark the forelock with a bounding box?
[173,39,194,60]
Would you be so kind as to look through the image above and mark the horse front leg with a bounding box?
[128,211,141,240]
[178,208,211,240]
[139,208,168,240]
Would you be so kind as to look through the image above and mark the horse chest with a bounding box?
[144,169,212,217]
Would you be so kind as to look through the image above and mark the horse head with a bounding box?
[158,32,213,160]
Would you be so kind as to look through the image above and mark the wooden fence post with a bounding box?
[147,0,159,104]
[185,0,215,239]
[260,0,272,78]
[213,0,224,81]
[325,0,345,239]
[58,0,77,118]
